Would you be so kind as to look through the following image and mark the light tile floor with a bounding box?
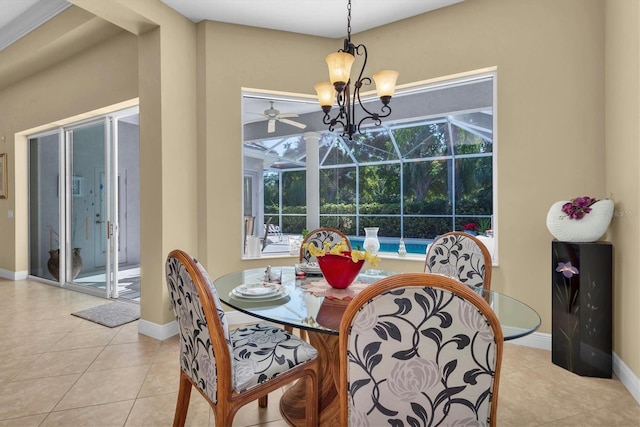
[0,279,638,426]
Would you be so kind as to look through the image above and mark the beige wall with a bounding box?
[0,22,138,271]
[605,0,640,378]
[199,0,638,378]
[0,0,637,380]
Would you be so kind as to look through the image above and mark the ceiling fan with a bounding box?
[249,101,307,133]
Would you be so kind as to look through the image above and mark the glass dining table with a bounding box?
[214,267,541,426]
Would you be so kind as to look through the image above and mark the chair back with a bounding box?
[339,273,503,427]
[165,249,233,405]
[299,227,351,263]
[425,231,493,289]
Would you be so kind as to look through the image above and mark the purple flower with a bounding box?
[561,196,597,220]
[556,261,579,278]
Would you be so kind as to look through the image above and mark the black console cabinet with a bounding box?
[551,241,612,378]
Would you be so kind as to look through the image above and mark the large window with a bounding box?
[243,70,495,255]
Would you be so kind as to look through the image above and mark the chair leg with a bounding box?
[173,371,192,427]
[258,394,268,408]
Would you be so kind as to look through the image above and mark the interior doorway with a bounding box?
[28,107,141,302]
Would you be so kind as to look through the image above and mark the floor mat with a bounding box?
[71,302,140,328]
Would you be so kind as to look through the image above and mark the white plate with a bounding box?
[229,286,291,302]
[302,262,322,275]
[234,282,279,297]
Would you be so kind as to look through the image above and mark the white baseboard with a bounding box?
[137,310,259,341]
[137,311,261,340]
[508,330,552,350]
[138,318,178,341]
[0,269,28,280]
[613,351,640,404]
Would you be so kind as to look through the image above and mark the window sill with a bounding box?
[244,236,498,267]
[242,251,426,262]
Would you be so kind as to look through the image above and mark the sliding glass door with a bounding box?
[66,119,112,296]
[28,107,140,301]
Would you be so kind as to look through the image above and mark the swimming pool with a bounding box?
[350,237,429,255]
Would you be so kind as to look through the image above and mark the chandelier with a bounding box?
[314,0,399,139]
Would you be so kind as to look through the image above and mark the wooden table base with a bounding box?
[280,331,342,426]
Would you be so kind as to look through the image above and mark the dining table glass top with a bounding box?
[214,267,541,340]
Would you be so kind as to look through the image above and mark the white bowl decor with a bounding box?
[546,197,614,242]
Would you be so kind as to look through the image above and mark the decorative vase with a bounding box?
[317,252,364,289]
[47,248,83,280]
[398,239,407,257]
[546,199,614,242]
[363,227,380,255]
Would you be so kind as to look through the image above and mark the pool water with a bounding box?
[350,237,429,255]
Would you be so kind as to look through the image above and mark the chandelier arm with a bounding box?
[353,44,368,85]
[357,100,393,121]
[354,76,377,118]
[322,82,349,133]
[328,83,350,131]
[356,115,378,131]
[325,114,347,133]
[336,83,347,112]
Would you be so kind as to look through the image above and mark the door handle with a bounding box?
[107,220,111,239]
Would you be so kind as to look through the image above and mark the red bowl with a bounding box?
[317,252,364,289]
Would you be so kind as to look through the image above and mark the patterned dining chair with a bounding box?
[165,249,319,427]
[339,273,503,427]
[299,227,351,263]
[424,231,493,290]
[291,227,351,341]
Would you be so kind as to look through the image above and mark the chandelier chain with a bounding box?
[347,0,352,39]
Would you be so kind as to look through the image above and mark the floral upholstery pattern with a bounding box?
[300,227,351,263]
[425,233,490,289]
[344,286,499,426]
[231,323,317,392]
[165,254,318,404]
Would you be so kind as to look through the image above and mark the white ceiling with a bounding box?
[0,0,70,50]
[160,0,464,38]
[0,0,463,50]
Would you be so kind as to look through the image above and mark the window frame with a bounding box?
[242,68,498,263]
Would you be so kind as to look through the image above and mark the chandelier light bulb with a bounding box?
[314,81,335,110]
[325,51,355,89]
[373,70,399,100]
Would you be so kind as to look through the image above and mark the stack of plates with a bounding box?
[301,262,322,275]
[230,282,290,302]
